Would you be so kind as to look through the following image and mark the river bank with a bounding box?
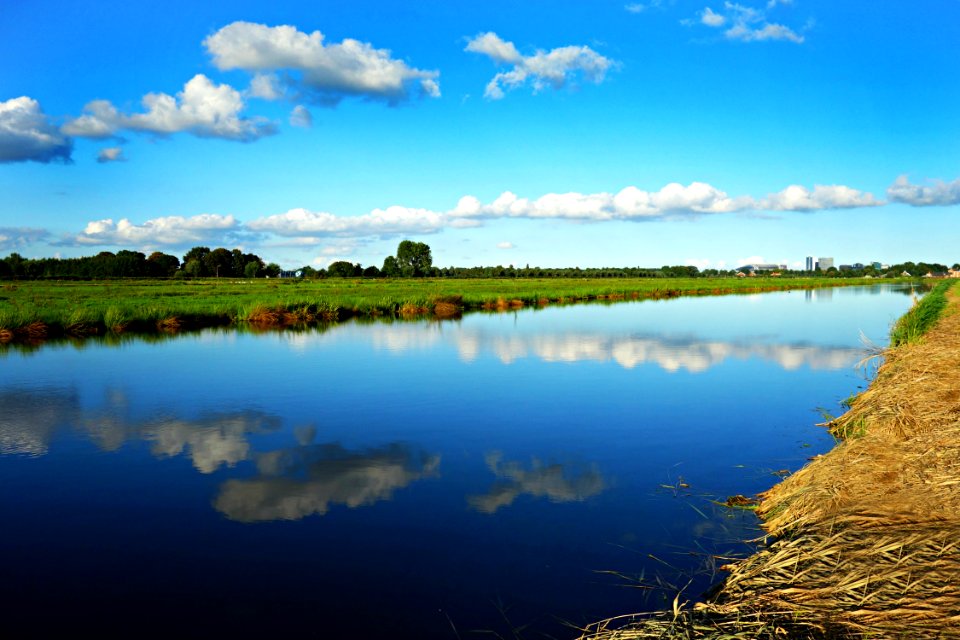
[0,276,889,344]
[580,279,960,639]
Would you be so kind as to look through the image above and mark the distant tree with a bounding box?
[381,255,401,277]
[362,265,380,278]
[147,251,180,277]
[299,265,319,279]
[184,259,203,277]
[244,261,260,278]
[182,247,211,274]
[327,260,358,278]
[395,240,432,277]
[263,263,281,278]
[0,258,11,278]
[203,248,234,277]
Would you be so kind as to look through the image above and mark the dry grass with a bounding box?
[582,283,960,639]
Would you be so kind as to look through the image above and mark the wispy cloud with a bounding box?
[887,175,960,207]
[0,97,72,164]
[204,21,440,106]
[96,147,125,163]
[465,32,616,100]
[289,105,313,128]
[695,1,806,43]
[63,75,276,142]
[0,227,50,251]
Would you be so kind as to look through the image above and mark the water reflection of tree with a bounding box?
[468,451,605,514]
[214,443,440,522]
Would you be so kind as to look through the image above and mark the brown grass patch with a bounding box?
[16,321,48,340]
[157,316,182,332]
[433,301,460,318]
[0,328,13,343]
[399,303,428,317]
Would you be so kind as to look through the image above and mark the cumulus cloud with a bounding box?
[244,180,883,243]
[247,206,460,240]
[760,184,881,211]
[496,241,515,249]
[73,213,239,247]
[289,104,313,128]
[887,175,960,207]
[465,32,615,99]
[0,227,50,251]
[0,97,72,163]
[63,74,276,142]
[96,147,125,163]
[204,21,440,105]
[696,1,805,43]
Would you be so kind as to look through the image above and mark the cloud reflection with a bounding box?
[468,451,605,514]
[214,443,440,522]
[0,387,79,455]
[364,324,862,373]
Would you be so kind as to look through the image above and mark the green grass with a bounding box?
[888,279,955,347]
[0,276,906,343]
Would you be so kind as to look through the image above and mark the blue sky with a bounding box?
[1,0,958,270]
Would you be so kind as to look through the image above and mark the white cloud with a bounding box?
[685,258,712,270]
[96,147,125,163]
[465,32,615,100]
[761,184,881,211]
[289,105,313,128]
[0,97,72,163]
[63,74,276,142]
[204,21,440,105]
[0,227,49,251]
[692,1,805,43]
[248,206,453,240]
[701,7,726,26]
[248,73,285,100]
[887,175,960,207]
[625,0,668,12]
[496,241,515,249]
[73,214,238,246]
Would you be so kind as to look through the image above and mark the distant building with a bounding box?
[737,263,787,274]
[852,263,865,270]
[839,265,853,271]
[872,262,883,270]
[818,257,835,271]
[805,256,814,271]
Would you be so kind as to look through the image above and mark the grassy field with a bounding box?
[0,276,902,343]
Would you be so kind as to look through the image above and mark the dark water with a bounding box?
[0,285,917,638]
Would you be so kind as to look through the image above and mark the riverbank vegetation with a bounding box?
[580,280,960,639]
[0,276,899,344]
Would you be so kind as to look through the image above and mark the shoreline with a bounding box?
[581,280,960,639]
[0,276,908,345]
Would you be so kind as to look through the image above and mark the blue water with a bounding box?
[0,285,917,638]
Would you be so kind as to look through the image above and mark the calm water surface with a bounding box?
[0,285,917,638]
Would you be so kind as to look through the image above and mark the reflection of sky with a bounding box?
[0,285,921,637]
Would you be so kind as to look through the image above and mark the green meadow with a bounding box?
[0,276,903,342]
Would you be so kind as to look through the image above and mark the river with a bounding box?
[0,284,917,638]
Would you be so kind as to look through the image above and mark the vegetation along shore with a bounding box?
[579,279,960,639]
[0,276,903,345]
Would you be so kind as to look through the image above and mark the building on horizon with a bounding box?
[806,256,814,271]
[737,263,787,274]
[818,257,834,271]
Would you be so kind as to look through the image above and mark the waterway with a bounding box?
[0,285,918,638]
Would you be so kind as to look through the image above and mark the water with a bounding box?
[0,285,917,638]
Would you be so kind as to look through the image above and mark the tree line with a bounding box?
[1,240,955,280]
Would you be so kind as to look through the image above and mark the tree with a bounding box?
[381,255,401,277]
[147,251,180,277]
[395,240,432,277]
[203,248,234,278]
[244,261,260,278]
[328,260,358,278]
[263,263,281,278]
[182,247,211,275]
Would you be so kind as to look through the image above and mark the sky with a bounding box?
[1,0,958,270]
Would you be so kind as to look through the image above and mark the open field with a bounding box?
[0,276,893,343]
[580,280,960,639]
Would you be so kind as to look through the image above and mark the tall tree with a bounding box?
[395,240,432,277]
